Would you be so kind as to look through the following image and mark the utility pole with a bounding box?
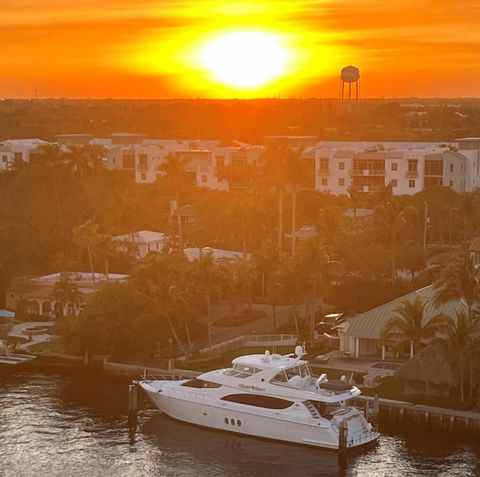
[423,201,428,250]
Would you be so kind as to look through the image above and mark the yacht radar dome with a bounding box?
[295,345,305,358]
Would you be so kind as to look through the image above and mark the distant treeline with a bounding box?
[1,98,480,143]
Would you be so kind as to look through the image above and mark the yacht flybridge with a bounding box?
[138,346,379,450]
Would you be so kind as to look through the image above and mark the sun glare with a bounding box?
[199,31,289,89]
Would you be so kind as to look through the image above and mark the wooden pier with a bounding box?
[352,395,480,436]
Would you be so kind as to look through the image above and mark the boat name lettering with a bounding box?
[238,384,266,391]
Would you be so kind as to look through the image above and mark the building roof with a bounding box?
[345,285,467,340]
[0,309,15,319]
[112,230,166,244]
[183,247,248,262]
[343,208,374,219]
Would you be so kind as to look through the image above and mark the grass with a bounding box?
[28,339,64,354]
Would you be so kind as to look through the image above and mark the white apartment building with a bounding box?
[0,138,49,171]
[314,139,478,195]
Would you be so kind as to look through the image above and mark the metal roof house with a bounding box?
[338,285,467,360]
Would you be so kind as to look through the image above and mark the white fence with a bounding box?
[195,334,297,356]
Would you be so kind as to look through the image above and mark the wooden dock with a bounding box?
[352,395,480,436]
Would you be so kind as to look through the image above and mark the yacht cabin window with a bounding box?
[271,363,312,384]
[223,363,262,378]
[181,378,221,388]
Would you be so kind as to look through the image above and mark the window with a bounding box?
[409,179,415,188]
[450,163,454,172]
[408,160,418,172]
[223,363,261,378]
[230,418,235,425]
[449,180,454,187]
[141,173,147,181]
[181,378,221,388]
[224,418,229,424]
[319,158,329,171]
[321,177,328,186]
[220,394,294,409]
[237,420,242,427]
[338,178,345,186]
[201,174,208,183]
[339,162,345,170]
[2,155,7,163]
[216,156,225,169]
[424,160,443,175]
[391,162,398,171]
[391,179,397,187]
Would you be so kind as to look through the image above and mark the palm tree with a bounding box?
[94,234,119,281]
[297,238,342,345]
[436,311,480,404]
[85,144,106,172]
[382,296,451,395]
[73,220,101,282]
[65,145,89,177]
[433,252,480,323]
[131,252,192,357]
[433,253,480,398]
[191,251,222,351]
[382,297,450,358]
[375,200,418,282]
[36,143,66,241]
[51,276,81,318]
[157,154,191,250]
[259,144,290,256]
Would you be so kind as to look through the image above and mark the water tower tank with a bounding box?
[341,66,360,83]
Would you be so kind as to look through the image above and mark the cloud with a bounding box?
[1,1,480,97]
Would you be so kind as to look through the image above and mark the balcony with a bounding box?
[318,169,329,176]
[406,170,418,178]
[350,169,385,177]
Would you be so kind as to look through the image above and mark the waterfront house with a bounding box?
[5,272,128,319]
[337,285,467,360]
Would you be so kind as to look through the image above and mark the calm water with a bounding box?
[0,372,479,477]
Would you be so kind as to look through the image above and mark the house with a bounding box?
[337,285,466,360]
[183,247,248,262]
[112,230,167,259]
[5,272,128,319]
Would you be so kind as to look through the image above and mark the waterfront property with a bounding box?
[337,285,466,360]
[5,271,128,319]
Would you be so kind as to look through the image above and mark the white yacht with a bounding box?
[139,347,379,450]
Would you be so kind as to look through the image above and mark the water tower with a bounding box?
[340,65,360,106]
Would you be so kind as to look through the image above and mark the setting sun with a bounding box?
[199,31,290,89]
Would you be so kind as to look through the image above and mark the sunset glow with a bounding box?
[1,1,480,98]
[199,31,289,89]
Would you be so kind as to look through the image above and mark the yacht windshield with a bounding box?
[271,363,312,384]
[223,363,261,379]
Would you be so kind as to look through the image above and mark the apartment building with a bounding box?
[314,140,476,195]
[0,139,49,171]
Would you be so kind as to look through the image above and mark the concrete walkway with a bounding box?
[8,321,56,350]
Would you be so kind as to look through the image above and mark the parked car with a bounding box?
[315,313,345,335]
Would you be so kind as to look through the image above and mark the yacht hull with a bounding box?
[139,381,378,450]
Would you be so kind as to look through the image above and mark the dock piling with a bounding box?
[128,383,138,429]
[338,420,348,467]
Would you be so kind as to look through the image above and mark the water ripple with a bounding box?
[0,372,479,477]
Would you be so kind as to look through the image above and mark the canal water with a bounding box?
[0,372,479,477]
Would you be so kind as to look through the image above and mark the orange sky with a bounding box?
[1,0,480,98]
